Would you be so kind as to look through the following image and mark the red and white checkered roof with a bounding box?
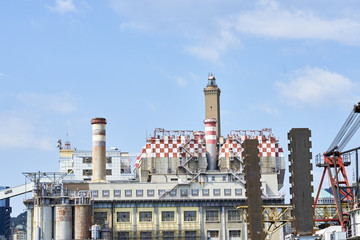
[219,136,284,159]
[134,129,284,169]
[134,136,206,168]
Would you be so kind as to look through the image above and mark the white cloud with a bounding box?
[47,0,77,14]
[252,103,280,116]
[276,67,358,107]
[174,76,188,87]
[147,102,157,112]
[119,22,149,32]
[185,29,241,62]
[0,115,53,150]
[17,92,77,114]
[231,0,360,45]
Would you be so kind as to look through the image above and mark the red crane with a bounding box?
[314,102,360,229]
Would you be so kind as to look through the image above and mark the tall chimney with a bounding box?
[204,118,217,170]
[91,118,107,182]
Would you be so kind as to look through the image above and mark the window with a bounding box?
[185,231,197,240]
[212,176,216,182]
[140,231,152,240]
[106,157,112,163]
[114,190,121,197]
[170,189,177,197]
[223,176,227,181]
[206,210,219,222]
[184,211,196,221]
[106,169,112,175]
[180,189,188,196]
[228,210,241,222]
[147,189,154,197]
[158,189,165,196]
[162,231,174,240]
[136,190,143,197]
[83,169,92,176]
[213,189,220,196]
[229,230,241,239]
[191,189,199,196]
[125,190,132,197]
[202,189,209,196]
[117,231,130,240]
[92,190,98,198]
[102,190,110,198]
[224,189,231,196]
[139,211,152,222]
[207,230,219,239]
[117,212,130,222]
[161,211,175,222]
[235,189,242,196]
[83,157,92,163]
[94,212,107,226]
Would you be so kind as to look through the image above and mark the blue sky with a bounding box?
[1,0,360,216]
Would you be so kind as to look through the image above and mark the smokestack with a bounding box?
[91,118,107,182]
[204,118,217,170]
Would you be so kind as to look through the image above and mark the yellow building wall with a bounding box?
[158,207,178,231]
[181,207,200,230]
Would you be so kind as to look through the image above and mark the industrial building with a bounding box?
[11,74,286,240]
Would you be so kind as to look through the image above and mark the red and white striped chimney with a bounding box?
[91,118,107,182]
[204,118,217,170]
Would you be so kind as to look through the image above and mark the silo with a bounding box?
[32,203,53,240]
[26,207,33,240]
[204,118,217,170]
[55,204,72,240]
[91,117,107,182]
[74,204,91,239]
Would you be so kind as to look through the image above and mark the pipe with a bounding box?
[91,118,107,182]
[222,206,226,240]
[204,118,217,170]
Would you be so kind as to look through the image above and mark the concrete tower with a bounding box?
[204,74,221,138]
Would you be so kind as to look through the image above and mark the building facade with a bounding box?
[25,75,286,240]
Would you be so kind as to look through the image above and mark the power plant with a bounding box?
[1,73,360,240]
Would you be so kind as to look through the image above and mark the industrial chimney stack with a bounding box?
[204,118,217,170]
[91,118,107,182]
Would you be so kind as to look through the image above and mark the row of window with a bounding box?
[83,169,112,176]
[116,230,241,240]
[116,210,241,223]
[93,188,242,198]
[83,157,112,163]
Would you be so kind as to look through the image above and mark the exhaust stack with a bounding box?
[91,118,107,182]
[204,118,217,170]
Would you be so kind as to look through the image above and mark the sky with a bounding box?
[1,0,360,216]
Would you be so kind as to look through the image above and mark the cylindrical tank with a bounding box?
[90,224,101,239]
[55,204,72,240]
[32,204,53,240]
[26,207,33,240]
[91,117,107,182]
[74,204,91,239]
[204,118,217,170]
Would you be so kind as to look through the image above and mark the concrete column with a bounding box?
[200,206,204,240]
[178,206,181,238]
